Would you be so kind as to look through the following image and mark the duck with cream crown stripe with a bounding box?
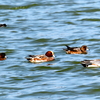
[25,51,55,63]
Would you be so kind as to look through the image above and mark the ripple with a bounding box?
[0,3,40,10]
[80,18,100,21]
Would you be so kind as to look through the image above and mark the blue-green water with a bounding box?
[0,0,100,100]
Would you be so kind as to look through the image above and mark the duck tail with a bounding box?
[25,55,35,60]
[81,60,92,67]
[65,45,70,49]
[25,57,31,60]
[63,45,70,51]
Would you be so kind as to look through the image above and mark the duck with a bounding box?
[25,51,55,63]
[0,24,7,27]
[0,53,7,60]
[63,45,88,54]
[81,59,100,67]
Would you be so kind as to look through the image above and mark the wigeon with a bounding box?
[0,53,7,60]
[26,51,55,63]
[63,45,88,54]
[81,59,100,67]
[0,24,7,27]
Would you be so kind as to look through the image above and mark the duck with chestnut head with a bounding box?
[25,51,55,63]
[0,53,7,60]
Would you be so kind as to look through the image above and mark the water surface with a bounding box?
[0,0,100,100]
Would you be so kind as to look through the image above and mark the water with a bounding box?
[0,0,100,100]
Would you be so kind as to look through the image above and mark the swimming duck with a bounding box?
[63,45,88,54]
[0,53,7,60]
[0,24,7,27]
[81,59,100,67]
[26,51,55,63]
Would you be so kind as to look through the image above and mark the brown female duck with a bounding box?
[63,45,88,54]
